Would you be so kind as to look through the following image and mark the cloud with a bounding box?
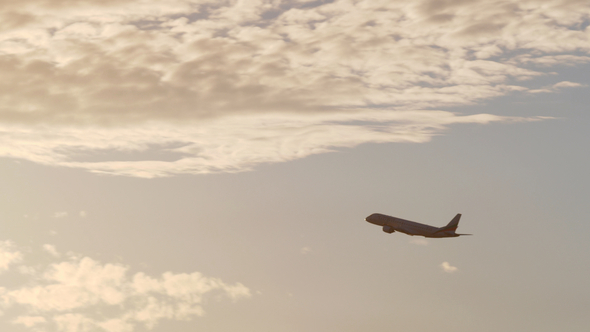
[552,81,586,89]
[300,247,312,254]
[529,81,587,94]
[0,111,544,178]
[1,240,251,332]
[53,212,69,218]
[511,55,590,67]
[0,240,22,273]
[43,244,60,257]
[79,211,87,218]
[440,261,458,273]
[0,0,587,177]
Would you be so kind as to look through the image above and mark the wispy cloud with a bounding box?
[0,112,543,178]
[300,246,312,254]
[529,81,587,94]
[42,244,60,257]
[1,239,251,332]
[0,240,22,273]
[440,261,458,273]
[0,0,587,177]
[552,81,586,89]
[53,212,68,219]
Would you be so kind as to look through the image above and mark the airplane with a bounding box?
[365,213,471,238]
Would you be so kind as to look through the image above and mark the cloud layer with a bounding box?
[0,241,251,332]
[0,111,541,177]
[0,0,588,176]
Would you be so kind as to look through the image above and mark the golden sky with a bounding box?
[1,1,589,331]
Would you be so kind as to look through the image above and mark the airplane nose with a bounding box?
[365,214,380,225]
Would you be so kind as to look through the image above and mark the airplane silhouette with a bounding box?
[365,213,471,238]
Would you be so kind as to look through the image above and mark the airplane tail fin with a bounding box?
[441,213,461,232]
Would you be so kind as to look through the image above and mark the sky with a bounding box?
[0,0,589,331]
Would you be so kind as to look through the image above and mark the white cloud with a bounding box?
[440,261,458,273]
[0,240,22,273]
[54,212,68,218]
[43,244,60,257]
[9,257,130,311]
[79,211,87,218]
[529,81,587,93]
[512,55,590,67]
[0,0,587,177]
[1,240,251,332]
[552,81,586,89]
[0,111,544,178]
[300,247,312,254]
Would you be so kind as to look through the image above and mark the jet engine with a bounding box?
[383,225,395,233]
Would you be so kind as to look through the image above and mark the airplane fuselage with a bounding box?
[365,213,464,238]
